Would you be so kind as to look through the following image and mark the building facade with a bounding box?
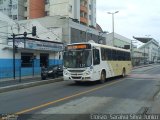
[138,39,159,63]
[0,0,96,27]
[133,37,159,63]
[0,0,26,20]
[0,14,105,80]
[0,14,63,80]
[105,32,131,48]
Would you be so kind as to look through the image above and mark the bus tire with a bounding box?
[100,71,106,84]
[122,68,126,77]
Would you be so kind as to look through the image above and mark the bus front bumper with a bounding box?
[63,75,96,81]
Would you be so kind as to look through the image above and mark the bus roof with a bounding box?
[66,42,130,52]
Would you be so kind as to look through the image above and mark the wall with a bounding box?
[106,32,131,47]
[49,0,69,17]
[29,0,45,19]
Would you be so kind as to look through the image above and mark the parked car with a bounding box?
[41,64,63,80]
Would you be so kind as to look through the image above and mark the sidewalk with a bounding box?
[0,76,63,93]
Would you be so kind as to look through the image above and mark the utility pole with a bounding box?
[12,33,15,79]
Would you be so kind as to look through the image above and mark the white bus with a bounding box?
[63,41,132,83]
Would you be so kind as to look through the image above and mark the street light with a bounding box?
[107,11,119,46]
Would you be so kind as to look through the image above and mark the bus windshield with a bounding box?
[63,49,92,68]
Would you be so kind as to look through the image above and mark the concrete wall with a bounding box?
[29,0,45,19]
[106,32,131,47]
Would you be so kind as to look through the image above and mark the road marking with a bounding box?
[15,79,124,115]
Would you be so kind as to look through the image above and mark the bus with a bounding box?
[63,41,132,83]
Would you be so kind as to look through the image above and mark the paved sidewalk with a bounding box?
[0,76,63,93]
[0,76,41,88]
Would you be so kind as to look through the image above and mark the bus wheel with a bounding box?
[100,71,106,84]
[122,68,126,77]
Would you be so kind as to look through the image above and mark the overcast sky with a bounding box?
[96,0,160,43]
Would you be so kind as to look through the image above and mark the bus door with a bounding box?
[92,48,101,80]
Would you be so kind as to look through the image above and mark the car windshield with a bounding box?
[63,49,92,68]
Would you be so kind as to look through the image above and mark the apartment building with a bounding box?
[0,0,26,20]
[0,0,96,27]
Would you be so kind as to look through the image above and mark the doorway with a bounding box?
[40,53,49,67]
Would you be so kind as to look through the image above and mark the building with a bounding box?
[0,14,63,79]
[131,48,144,66]
[45,0,96,27]
[34,16,105,45]
[0,0,96,27]
[0,0,26,20]
[106,32,131,48]
[0,14,106,79]
[133,37,159,63]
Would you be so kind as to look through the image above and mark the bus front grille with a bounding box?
[71,77,82,79]
[68,70,85,73]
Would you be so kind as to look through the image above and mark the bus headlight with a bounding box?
[84,69,92,76]
[64,69,70,75]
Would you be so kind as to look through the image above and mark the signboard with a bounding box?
[66,44,91,50]
[8,38,63,52]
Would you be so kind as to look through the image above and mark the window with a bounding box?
[12,4,17,9]
[107,49,112,60]
[0,0,3,4]
[45,11,49,16]
[112,50,117,60]
[69,5,72,13]
[101,48,107,60]
[13,15,17,20]
[45,0,49,4]
[89,4,92,10]
[101,47,131,61]
[21,53,33,67]
[93,49,100,65]
[89,15,92,20]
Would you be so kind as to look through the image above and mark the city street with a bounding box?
[0,64,160,119]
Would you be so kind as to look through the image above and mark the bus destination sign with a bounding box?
[67,44,91,50]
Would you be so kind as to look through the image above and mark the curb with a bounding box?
[0,77,63,93]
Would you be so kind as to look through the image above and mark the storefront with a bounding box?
[1,37,63,79]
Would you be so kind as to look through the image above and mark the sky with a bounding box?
[96,0,160,43]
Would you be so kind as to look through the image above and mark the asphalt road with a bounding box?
[0,64,160,119]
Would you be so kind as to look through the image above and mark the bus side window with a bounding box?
[101,48,106,60]
[93,49,100,65]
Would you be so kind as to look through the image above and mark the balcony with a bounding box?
[80,17,88,24]
[24,1,28,7]
[80,5,87,13]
